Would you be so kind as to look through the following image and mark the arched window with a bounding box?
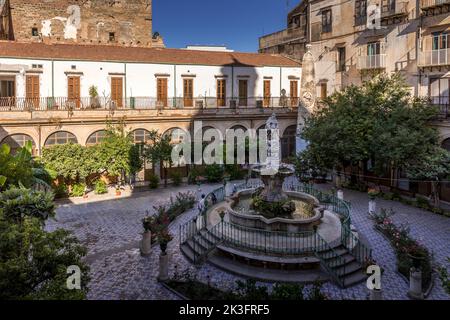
[1,134,36,155]
[164,128,187,144]
[281,125,297,160]
[45,131,77,146]
[86,130,107,146]
[442,138,450,152]
[130,129,153,144]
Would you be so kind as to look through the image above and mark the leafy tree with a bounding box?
[300,73,439,187]
[0,187,55,224]
[439,258,450,295]
[0,187,89,300]
[144,130,173,186]
[0,143,34,189]
[42,143,91,185]
[95,125,142,182]
[405,146,450,207]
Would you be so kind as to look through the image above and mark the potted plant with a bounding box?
[89,85,101,109]
[368,188,380,200]
[115,185,121,196]
[158,230,173,255]
[141,216,154,256]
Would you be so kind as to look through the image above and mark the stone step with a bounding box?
[321,253,355,267]
[180,243,195,263]
[341,270,368,288]
[208,252,329,284]
[333,260,363,276]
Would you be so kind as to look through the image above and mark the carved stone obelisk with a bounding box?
[296,44,316,154]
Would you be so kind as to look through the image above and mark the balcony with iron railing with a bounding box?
[0,96,300,116]
[420,0,450,10]
[381,1,409,19]
[356,54,387,70]
[429,96,450,119]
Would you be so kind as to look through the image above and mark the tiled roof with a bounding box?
[0,41,300,67]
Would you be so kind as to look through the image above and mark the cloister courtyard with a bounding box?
[46,178,450,300]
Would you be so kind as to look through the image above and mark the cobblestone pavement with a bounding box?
[47,181,450,300]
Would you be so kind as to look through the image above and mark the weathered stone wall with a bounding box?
[9,0,163,47]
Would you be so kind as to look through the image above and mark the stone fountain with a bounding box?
[226,114,325,232]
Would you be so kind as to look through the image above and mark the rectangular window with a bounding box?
[263,80,271,107]
[26,75,39,107]
[429,78,450,106]
[432,32,449,50]
[217,79,226,107]
[111,77,123,108]
[321,9,332,33]
[67,76,81,108]
[367,42,381,56]
[355,0,367,25]
[238,80,248,106]
[157,78,168,108]
[337,47,346,72]
[381,0,396,14]
[0,79,15,97]
[290,80,298,107]
[183,78,193,107]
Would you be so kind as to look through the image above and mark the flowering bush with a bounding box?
[367,188,380,200]
[371,208,432,289]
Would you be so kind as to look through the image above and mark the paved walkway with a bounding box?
[46,181,450,300]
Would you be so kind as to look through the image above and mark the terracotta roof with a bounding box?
[0,41,300,67]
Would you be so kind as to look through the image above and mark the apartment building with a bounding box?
[260,0,450,201]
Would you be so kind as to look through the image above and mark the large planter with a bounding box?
[369,200,376,214]
[140,231,152,256]
[158,253,169,282]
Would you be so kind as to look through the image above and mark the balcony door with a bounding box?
[67,76,80,108]
[157,78,168,108]
[238,80,248,107]
[111,77,123,108]
[183,78,193,107]
[26,75,39,108]
[290,80,298,107]
[0,78,15,108]
[217,79,226,107]
[429,78,449,107]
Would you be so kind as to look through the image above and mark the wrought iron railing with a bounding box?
[0,96,300,112]
[179,181,372,287]
[420,0,450,9]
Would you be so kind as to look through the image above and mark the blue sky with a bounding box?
[153,0,299,52]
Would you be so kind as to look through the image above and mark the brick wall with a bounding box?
[9,0,164,47]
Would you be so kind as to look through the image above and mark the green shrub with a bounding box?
[225,164,245,180]
[187,167,202,184]
[94,180,108,195]
[53,183,68,199]
[148,174,160,189]
[204,164,224,183]
[170,172,183,186]
[415,197,430,210]
[70,183,86,197]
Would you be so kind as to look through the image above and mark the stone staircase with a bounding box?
[180,228,367,288]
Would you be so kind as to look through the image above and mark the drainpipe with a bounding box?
[231,65,234,100]
[124,63,127,105]
[51,60,54,99]
[174,65,177,108]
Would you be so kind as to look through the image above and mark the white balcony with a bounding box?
[419,48,450,67]
[356,54,386,70]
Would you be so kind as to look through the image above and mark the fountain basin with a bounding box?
[226,189,325,233]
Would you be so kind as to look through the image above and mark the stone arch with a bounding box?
[1,133,37,155]
[163,127,189,144]
[281,125,297,160]
[129,128,153,144]
[44,131,78,146]
[86,130,107,146]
